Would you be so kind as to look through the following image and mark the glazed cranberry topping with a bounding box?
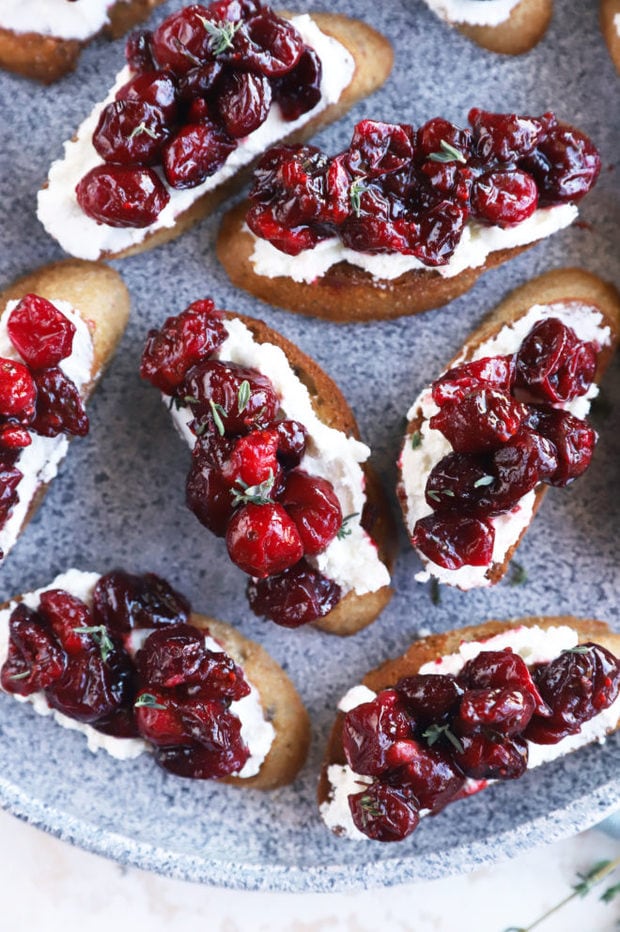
[8,295,76,369]
[412,513,495,570]
[528,407,597,486]
[216,71,272,138]
[396,674,463,726]
[0,359,36,421]
[116,70,179,124]
[76,164,170,228]
[386,744,465,813]
[279,469,342,556]
[93,570,191,634]
[0,604,65,696]
[342,690,412,777]
[349,783,420,843]
[162,121,236,189]
[226,501,304,577]
[430,389,527,453]
[273,47,322,121]
[247,559,341,627]
[515,318,598,403]
[183,359,279,434]
[93,99,171,166]
[432,355,514,406]
[30,368,89,437]
[125,29,156,72]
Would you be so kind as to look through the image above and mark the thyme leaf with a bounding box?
[128,121,158,141]
[134,693,167,710]
[209,399,227,436]
[422,722,464,754]
[237,380,251,414]
[428,139,467,164]
[473,474,494,488]
[231,469,275,507]
[410,430,422,449]
[73,625,114,663]
[337,513,359,540]
[349,177,369,217]
[198,17,241,56]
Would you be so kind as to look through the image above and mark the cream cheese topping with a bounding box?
[320,625,620,840]
[615,13,620,37]
[37,16,355,260]
[0,299,94,562]
[399,301,611,590]
[165,317,391,597]
[248,203,578,284]
[0,0,128,41]
[0,570,275,774]
[421,0,522,27]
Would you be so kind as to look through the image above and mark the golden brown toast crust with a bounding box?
[318,615,620,808]
[397,268,620,588]
[601,0,620,73]
[0,0,164,83]
[456,0,553,55]
[222,312,396,636]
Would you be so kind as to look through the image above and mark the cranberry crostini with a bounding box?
[319,616,620,841]
[420,0,552,56]
[37,0,393,260]
[140,301,395,635]
[217,111,600,321]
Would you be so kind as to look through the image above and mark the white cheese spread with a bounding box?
[421,0,522,27]
[615,13,620,37]
[320,625,620,840]
[248,203,578,284]
[0,569,275,775]
[399,301,611,590]
[165,317,391,597]
[37,16,355,260]
[0,298,94,562]
[0,0,128,41]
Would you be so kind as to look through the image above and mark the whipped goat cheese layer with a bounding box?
[422,0,522,27]
[248,203,578,285]
[0,0,127,41]
[0,299,94,561]
[399,301,611,590]
[37,16,355,260]
[166,317,391,597]
[320,625,620,840]
[0,569,275,775]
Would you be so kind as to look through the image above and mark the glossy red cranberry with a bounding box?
[271,418,307,468]
[226,502,304,577]
[76,164,169,227]
[432,355,515,406]
[216,70,271,138]
[452,732,528,780]
[528,407,597,486]
[460,649,547,715]
[8,294,76,369]
[116,70,179,123]
[228,10,304,77]
[470,170,538,226]
[349,782,420,842]
[397,201,468,266]
[140,299,226,393]
[206,0,262,19]
[93,570,191,635]
[0,465,23,523]
[515,318,597,403]
[412,513,495,569]
[430,389,527,453]
[346,121,414,177]
[342,689,412,777]
[30,368,88,437]
[386,744,465,813]
[162,120,236,189]
[134,689,186,745]
[186,446,236,536]
[177,60,223,101]
[425,452,496,516]
[126,29,156,72]
[38,589,95,655]
[154,710,249,779]
[0,358,36,421]
[182,359,279,434]
[0,426,31,451]
[487,429,558,510]
[273,46,322,120]
[247,203,322,255]
[468,109,554,161]
[247,559,341,627]
[279,469,342,555]
[416,117,472,162]
[456,687,536,736]
[396,674,463,726]
[522,125,601,203]
[93,99,170,166]
[151,5,214,74]
[0,604,66,696]
[221,428,281,489]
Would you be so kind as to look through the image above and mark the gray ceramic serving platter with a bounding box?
[0,0,618,894]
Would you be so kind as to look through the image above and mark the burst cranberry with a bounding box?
[0,465,23,523]
[0,604,65,696]
[515,318,597,403]
[162,120,236,189]
[425,452,496,516]
[247,203,323,255]
[460,649,547,715]
[273,46,322,120]
[452,732,528,780]
[134,689,185,745]
[346,121,414,177]
[8,295,76,369]
[216,71,271,138]
[399,201,468,266]
[38,589,94,655]
[76,165,169,227]
[387,743,465,813]
[140,300,226,394]
[247,559,341,627]
[456,687,536,736]
[430,389,527,453]
[469,109,553,162]
[151,5,214,74]
[279,469,342,555]
[396,674,463,726]
[155,709,249,779]
[177,60,223,101]
[432,355,515,406]
[412,513,495,569]
[471,170,538,226]
[487,430,558,510]
[416,117,472,162]
[0,358,36,421]
[522,125,601,203]
[207,0,262,19]
[93,570,191,635]
[349,783,420,843]
[226,502,304,577]
[529,407,597,486]
[228,10,304,77]
[0,426,30,450]
[342,689,412,777]
[30,368,88,437]
[47,634,133,725]
[271,419,307,468]
[116,70,179,123]
[186,447,236,536]
[182,359,279,434]
[125,29,156,73]
[93,99,170,166]
[221,428,281,489]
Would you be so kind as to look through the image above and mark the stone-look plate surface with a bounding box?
[0,0,618,893]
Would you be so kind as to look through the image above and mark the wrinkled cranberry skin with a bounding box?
[430,389,527,453]
[416,117,472,162]
[76,164,170,227]
[471,169,538,226]
[486,430,557,512]
[529,407,597,486]
[221,428,281,490]
[38,589,95,655]
[177,60,223,101]
[46,636,134,725]
[0,358,37,421]
[460,649,547,715]
[93,570,191,635]
[425,452,495,517]
[8,295,76,370]
[349,783,420,843]
[432,355,515,406]
[228,11,304,77]
[247,559,341,627]
[521,126,601,203]
[386,743,466,813]
[453,732,529,780]
[154,713,249,779]
[226,502,304,577]
[134,689,186,745]
[183,359,279,434]
[279,469,342,556]
[0,604,66,696]
[0,426,30,451]
[216,70,272,138]
[515,318,597,404]
[396,674,463,727]
[116,70,179,123]
[456,687,536,736]
[93,99,170,166]
[272,419,307,468]
[30,368,89,437]
[469,109,553,162]
[151,5,214,75]
[346,121,414,178]
[207,0,263,19]
[342,690,412,777]
[273,46,322,121]
[126,29,156,73]
[162,120,236,189]
[186,446,236,537]
[0,464,22,523]
[412,513,495,570]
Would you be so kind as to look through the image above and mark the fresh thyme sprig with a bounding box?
[349,177,369,216]
[198,17,242,56]
[231,470,276,507]
[237,380,251,414]
[128,122,159,141]
[428,139,467,165]
[337,513,359,540]
[134,694,167,710]
[209,399,227,436]
[73,625,114,662]
[410,430,422,449]
[422,722,464,754]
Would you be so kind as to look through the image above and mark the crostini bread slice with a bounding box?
[601,0,620,73]
[451,0,552,56]
[0,0,165,84]
[318,614,620,813]
[398,267,620,587]
[0,259,130,555]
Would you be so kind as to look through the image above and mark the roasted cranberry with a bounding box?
[386,743,465,813]
[0,426,30,451]
[396,674,463,726]
[273,46,322,121]
[125,29,156,73]
[346,121,414,178]
[93,99,170,166]
[279,469,342,555]
[452,732,528,780]
[162,120,236,189]
[425,452,496,516]
[0,465,23,523]
[247,203,323,255]
[468,109,553,162]
[228,10,304,77]
[342,690,412,777]
[206,0,263,19]
[151,5,214,74]
[0,358,36,421]
[247,559,341,627]
[134,689,186,745]
[186,446,236,536]
[38,589,94,655]
[432,355,515,406]
[76,164,169,227]
[412,513,495,569]
[456,687,536,736]
[8,295,76,369]
[154,710,249,779]
[416,117,472,162]
[182,359,279,434]
[226,502,304,577]
[470,170,538,226]
[30,368,88,437]
[430,389,527,453]
[529,407,597,486]
[522,125,601,203]
[221,428,281,490]
[349,782,420,842]
[47,632,133,725]
[487,430,558,510]
[177,60,223,101]
[216,70,271,138]
[116,70,179,123]
[398,201,468,266]
[271,418,307,468]
[460,649,547,715]
[515,318,597,403]
[140,299,226,394]
[93,570,191,635]
[0,604,65,696]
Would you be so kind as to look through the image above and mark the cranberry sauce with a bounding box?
[77,1,323,228]
[411,315,601,571]
[342,642,620,842]
[247,112,600,263]
[0,571,255,780]
[0,295,88,555]
[141,300,346,628]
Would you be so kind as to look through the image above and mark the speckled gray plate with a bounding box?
[0,0,618,893]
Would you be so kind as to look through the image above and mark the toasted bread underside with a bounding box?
[456,0,553,55]
[0,259,130,552]
[398,268,620,587]
[318,615,620,808]
[107,13,393,259]
[0,0,164,83]
[224,313,396,636]
[601,0,620,74]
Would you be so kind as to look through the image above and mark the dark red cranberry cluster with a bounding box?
[411,316,600,571]
[0,294,89,554]
[76,0,323,228]
[1,570,254,779]
[247,111,600,263]
[342,642,620,842]
[140,299,345,628]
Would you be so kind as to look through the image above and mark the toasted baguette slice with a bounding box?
[397,268,620,588]
[601,0,620,73]
[318,615,620,831]
[0,259,130,558]
[0,0,165,84]
[448,0,552,56]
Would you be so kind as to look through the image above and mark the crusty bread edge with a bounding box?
[600,0,620,74]
[455,0,553,56]
[397,267,620,588]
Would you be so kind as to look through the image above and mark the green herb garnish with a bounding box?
[231,470,275,507]
[134,694,167,710]
[74,625,114,663]
[237,380,251,414]
[428,139,467,165]
[337,513,359,540]
[198,17,242,55]
[209,399,227,436]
